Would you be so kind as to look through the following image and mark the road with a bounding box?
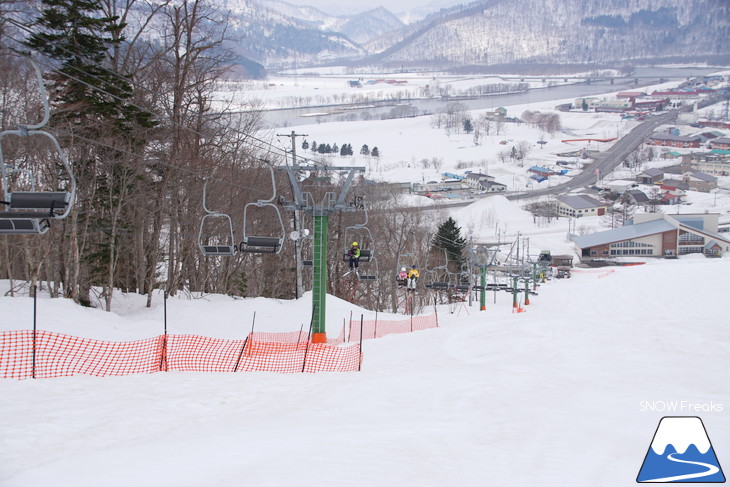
[388,109,677,214]
[508,110,678,200]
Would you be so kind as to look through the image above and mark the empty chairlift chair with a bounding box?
[0,167,50,235]
[0,60,76,234]
[239,167,285,254]
[198,178,237,256]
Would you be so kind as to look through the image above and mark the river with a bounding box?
[258,66,723,128]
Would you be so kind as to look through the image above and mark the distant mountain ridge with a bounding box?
[214,0,730,71]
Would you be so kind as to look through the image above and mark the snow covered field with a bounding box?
[1,256,728,486]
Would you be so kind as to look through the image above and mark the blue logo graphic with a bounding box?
[637,416,725,483]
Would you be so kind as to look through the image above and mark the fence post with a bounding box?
[358,314,364,372]
[302,306,315,373]
[374,310,378,339]
[410,303,413,332]
[234,312,256,373]
[433,294,439,327]
[159,290,168,372]
[348,310,353,342]
[32,285,37,379]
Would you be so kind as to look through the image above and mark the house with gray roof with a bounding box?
[478,180,507,193]
[636,168,664,185]
[626,189,650,206]
[556,194,607,218]
[465,173,495,189]
[571,213,730,259]
[682,170,718,192]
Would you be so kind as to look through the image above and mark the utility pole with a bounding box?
[278,131,308,299]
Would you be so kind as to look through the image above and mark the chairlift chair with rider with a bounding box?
[341,200,375,266]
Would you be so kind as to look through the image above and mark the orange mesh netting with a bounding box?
[347,313,438,341]
[0,330,361,380]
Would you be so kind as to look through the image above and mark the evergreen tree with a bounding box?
[432,217,467,271]
[463,118,474,134]
[371,146,379,157]
[325,143,332,153]
[311,141,318,152]
[360,144,370,156]
[332,143,338,154]
[25,0,155,133]
[340,143,349,156]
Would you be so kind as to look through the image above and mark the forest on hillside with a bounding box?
[0,0,455,314]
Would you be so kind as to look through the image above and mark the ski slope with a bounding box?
[1,255,728,486]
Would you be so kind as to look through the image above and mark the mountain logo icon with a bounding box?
[637,416,725,483]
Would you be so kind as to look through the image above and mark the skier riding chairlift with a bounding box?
[397,267,408,287]
[344,241,360,276]
[407,265,419,291]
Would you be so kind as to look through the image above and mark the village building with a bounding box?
[657,184,687,205]
[647,134,703,148]
[616,91,646,101]
[465,173,495,189]
[680,152,730,177]
[633,98,670,111]
[625,189,650,207]
[571,213,730,259]
[528,166,556,181]
[681,170,718,193]
[636,168,664,185]
[709,137,730,150]
[574,97,600,109]
[607,180,637,194]
[556,194,607,218]
[478,180,507,193]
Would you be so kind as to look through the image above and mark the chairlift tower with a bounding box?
[279,164,364,343]
[469,245,499,311]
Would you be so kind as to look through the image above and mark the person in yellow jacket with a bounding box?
[347,242,361,275]
[406,265,419,290]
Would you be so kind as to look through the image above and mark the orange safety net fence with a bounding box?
[0,330,362,380]
[348,313,438,341]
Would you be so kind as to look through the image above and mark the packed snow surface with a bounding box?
[1,255,728,486]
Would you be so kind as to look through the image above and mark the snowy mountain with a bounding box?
[217,0,366,68]
[217,0,729,70]
[364,0,730,66]
[337,7,405,45]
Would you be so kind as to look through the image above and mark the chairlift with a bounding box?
[342,200,375,265]
[198,178,236,256]
[424,250,451,290]
[396,234,419,286]
[0,59,76,232]
[357,256,379,282]
[240,166,285,254]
